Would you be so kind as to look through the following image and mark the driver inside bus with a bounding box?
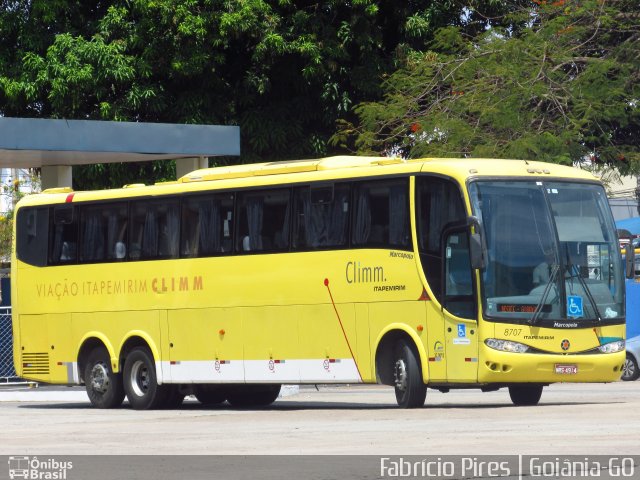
[532,261,550,287]
[532,251,555,287]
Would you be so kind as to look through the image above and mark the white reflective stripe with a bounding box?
[155,361,164,384]
[72,362,80,384]
[66,362,80,384]
[244,359,300,383]
[160,359,362,384]
[163,360,244,383]
[298,359,360,383]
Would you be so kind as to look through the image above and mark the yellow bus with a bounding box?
[11,156,627,409]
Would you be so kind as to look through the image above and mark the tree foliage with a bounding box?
[337,0,640,175]
[1,0,528,189]
[0,170,40,262]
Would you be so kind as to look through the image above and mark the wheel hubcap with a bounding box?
[90,363,110,393]
[623,358,635,379]
[130,360,150,397]
[394,359,407,391]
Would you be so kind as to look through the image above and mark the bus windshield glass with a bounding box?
[469,180,624,325]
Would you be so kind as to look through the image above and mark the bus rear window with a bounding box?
[16,207,49,267]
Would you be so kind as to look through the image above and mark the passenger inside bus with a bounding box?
[115,242,126,259]
[60,241,74,261]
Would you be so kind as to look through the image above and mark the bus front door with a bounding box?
[442,230,479,383]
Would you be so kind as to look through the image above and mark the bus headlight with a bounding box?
[597,340,625,354]
[485,338,530,353]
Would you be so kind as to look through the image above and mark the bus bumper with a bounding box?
[477,349,626,384]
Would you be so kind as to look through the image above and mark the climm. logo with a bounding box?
[151,275,203,293]
[345,261,386,284]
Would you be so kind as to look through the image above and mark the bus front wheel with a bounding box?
[508,385,543,406]
[84,347,125,409]
[393,340,427,408]
[123,347,169,410]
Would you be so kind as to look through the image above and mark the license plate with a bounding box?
[555,364,578,374]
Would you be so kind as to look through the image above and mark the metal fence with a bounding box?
[0,306,18,382]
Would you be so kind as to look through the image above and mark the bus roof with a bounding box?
[179,156,597,184]
[20,156,599,207]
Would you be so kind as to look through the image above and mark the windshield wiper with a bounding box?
[529,263,560,326]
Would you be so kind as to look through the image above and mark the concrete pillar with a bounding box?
[176,156,208,180]
[41,165,72,190]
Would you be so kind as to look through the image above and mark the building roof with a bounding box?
[0,117,240,168]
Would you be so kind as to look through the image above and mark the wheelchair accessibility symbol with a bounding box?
[457,324,466,338]
[567,295,583,318]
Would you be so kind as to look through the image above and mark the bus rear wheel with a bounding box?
[393,340,426,408]
[84,347,125,409]
[195,385,227,405]
[226,385,281,407]
[508,385,543,406]
[123,347,169,410]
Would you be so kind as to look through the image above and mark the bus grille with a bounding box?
[22,353,50,375]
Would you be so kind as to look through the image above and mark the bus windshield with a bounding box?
[469,180,624,325]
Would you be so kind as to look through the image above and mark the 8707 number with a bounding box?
[503,328,522,337]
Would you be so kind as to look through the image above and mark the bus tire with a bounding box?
[227,385,281,407]
[123,347,169,410]
[84,347,125,409]
[393,340,426,408]
[508,385,543,406]
[195,385,227,405]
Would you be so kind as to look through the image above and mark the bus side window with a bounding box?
[352,179,411,249]
[78,202,128,263]
[130,200,180,260]
[106,204,129,261]
[79,207,105,262]
[181,193,234,257]
[293,183,350,249]
[50,205,77,264]
[16,207,49,267]
[237,189,291,253]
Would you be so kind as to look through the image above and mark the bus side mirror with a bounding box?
[625,244,635,279]
[470,233,485,270]
[467,216,486,270]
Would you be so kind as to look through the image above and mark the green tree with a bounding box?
[1,0,529,189]
[0,169,40,263]
[338,0,640,175]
